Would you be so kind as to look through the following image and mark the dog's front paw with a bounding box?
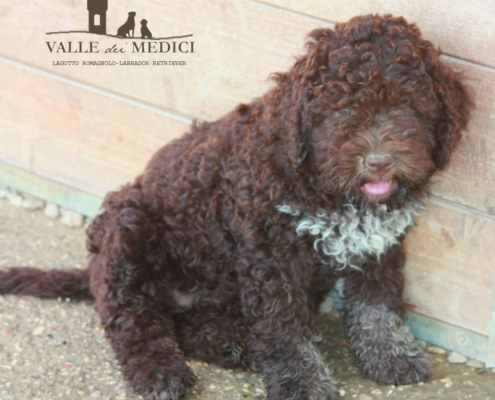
[127,356,197,400]
[359,341,431,385]
[263,344,339,400]
[265,369,339,400]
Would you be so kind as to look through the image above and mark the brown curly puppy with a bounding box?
[0,14,472,400]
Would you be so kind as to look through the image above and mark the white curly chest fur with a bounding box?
[277,203,423,269]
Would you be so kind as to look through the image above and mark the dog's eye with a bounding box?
[339,109,352,116]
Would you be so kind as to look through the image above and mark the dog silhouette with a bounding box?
[117,12,136,38]
[141,19,153,39]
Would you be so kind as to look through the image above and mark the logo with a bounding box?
[45,0,194,66]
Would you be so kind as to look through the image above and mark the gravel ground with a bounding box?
[0,196,494,400]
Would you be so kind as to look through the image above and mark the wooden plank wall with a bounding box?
[0,0,494,359]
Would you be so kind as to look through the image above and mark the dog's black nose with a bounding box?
[364,154,394,173]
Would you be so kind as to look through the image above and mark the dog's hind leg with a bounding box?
[89,201,196,400]
[175,304,249,369]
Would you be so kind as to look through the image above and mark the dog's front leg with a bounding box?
[240,261,338,400]
[341,243,431,385]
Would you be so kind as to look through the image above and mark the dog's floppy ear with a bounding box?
[283,75,312,169]
[270,30,336,172]
[265,70,312,174]
[430,60,473,170]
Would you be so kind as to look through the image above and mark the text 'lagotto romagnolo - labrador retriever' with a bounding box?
[0,14,472,400]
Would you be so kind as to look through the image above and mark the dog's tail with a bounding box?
[0,267,93,301]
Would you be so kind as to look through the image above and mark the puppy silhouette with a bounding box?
[141,19,153,39]
[117,12,136,38]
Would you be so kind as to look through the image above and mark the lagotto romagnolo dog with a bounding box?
[0,14,472,400]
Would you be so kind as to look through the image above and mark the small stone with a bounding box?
[235,373,245,378]
[448,351,467,363]
[90,391,101,398]
[358,394,372,400]
[0,327,11,336]
[371,388,383,395]
[427,346,446,355]
[466,359,485,368]
[7,193,23,207]
[339,389,346,396]
[318,297,334,314]
[0,188,9,198]
[32,326,45,336]
[441,377,453,388]
[21,196,44,210]
[224,386,235,391]
[44,203,60,219]
[208,384,216,389]
[61,210,84,228]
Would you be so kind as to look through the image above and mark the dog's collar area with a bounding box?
[276,201,423,269]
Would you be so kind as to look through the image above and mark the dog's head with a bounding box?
[128,12,136,17]
[267,14,472,209]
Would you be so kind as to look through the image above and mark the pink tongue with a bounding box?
[362,181,392,196]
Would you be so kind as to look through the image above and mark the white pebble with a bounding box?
[0,188,9,198]
[339,389,346,396]
[7,193,23,207]
[90,391,101,398]
[44,203,60,219]
[448,351,468,364]
[427,346,446,355]
[32,326,45,336]
[358,394,372,400]
[371,388,383,395]
[21,196,45,210]
[61,210,84,228]
[466,359,485,368]
[318,297,334,314]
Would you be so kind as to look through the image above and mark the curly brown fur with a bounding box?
[0,14,472,400]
